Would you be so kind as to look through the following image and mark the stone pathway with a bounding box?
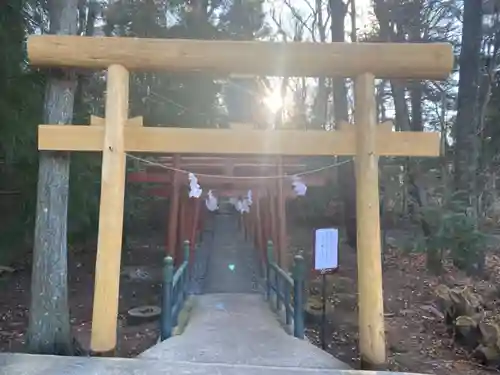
[203,214,261,294]
[140,293,349,370]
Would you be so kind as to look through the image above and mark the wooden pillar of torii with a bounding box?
[259,194,271,259]
[184,196,201,265]
[254,196,264,264]
[177,193,188,262]
[167,154,180,258]
[276,157,287,268]
[251,188,277,265]
[268,187,279,261]
[28,34,451,368]
[164,173,202,266]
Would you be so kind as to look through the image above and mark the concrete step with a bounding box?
[141,294,349,370]
[0,353,416,375]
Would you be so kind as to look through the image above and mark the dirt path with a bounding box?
[0,236,164,356]
[288,224,488,374]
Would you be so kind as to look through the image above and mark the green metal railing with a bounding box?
[265,240,305,339]
[160,240,190,340]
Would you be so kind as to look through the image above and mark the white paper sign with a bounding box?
[314,228,339,271]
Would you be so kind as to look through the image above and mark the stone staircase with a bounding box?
[1,352,404,375]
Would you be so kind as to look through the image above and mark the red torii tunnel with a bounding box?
[127,155,329,269]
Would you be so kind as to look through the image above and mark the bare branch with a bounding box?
[301,0,316,15]
[269,8,288,41]
[283,0,316,41]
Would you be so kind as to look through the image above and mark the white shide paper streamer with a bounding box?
[292,175,307,196]
[188,173,202,198]
[205,190,219,211]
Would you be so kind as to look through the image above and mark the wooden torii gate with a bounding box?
[127,154,326,267]
[28,35,452,368]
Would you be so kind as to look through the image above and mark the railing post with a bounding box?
[284,282,291,325]
[266,240,273,300]
[183,240,190,300]
[275,263,281,311]
[161,256,174,340]
[293,255,305,339]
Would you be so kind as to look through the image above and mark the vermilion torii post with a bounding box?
[27,34,452,368]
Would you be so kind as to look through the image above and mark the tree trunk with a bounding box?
[329,0,356,249]
[454,1,483,205]
[373,0,436,268]
[453,0,484,274]
[74,0,99,122]
[311,0,328,130]
[26,0,80,356]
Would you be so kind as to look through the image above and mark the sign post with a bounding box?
[314,228,339,350]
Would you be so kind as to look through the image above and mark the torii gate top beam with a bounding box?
[28,35,453,79]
